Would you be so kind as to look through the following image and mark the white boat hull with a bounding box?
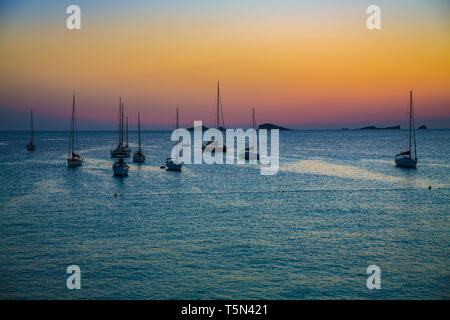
[395,156,417,169]
[166,158,182,171]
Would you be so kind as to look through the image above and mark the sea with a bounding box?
[0,129,448,299]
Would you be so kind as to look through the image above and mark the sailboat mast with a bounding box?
[121,101,124,147]
[118,97,122,147]
[126,116,129,147]
[71,93,75,154]
[409,90,412,155]
[216,82,220,128]
[220,92,225,128]
[411,90,417,160]
[138,112,141,151]
[176,108,179,129]
[30,109,34,144]
[252,108,256,130]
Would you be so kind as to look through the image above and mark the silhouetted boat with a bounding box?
[243,107,260,160]
[395,91,417,169]
[203,81,226,153]
[67,93,83,168]
[26,109,36,151]
[166,108,183,171]
[113,157,129,176]
[111,97,131,158]
[133,112,145,163]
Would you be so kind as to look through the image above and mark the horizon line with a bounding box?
[2,128,450,132]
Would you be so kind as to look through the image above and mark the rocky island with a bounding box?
[258,123,291,130]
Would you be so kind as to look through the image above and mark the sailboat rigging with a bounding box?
[166,107,183,171]
[111,97,131,158]
[133,112,145,163]
[395,90,418,169]
[26,109,36,151]
[67,93,83,168]
[243,107,260,160]
[126,116,129,149]
[203,81,227,153]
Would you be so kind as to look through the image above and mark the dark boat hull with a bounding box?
[111,147,131,158]
[133,152,145,163]
[395,156,417,169]
[26,143,36,151]
[67,158,83,168]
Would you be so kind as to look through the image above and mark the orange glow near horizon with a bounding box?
[0,1,449,128]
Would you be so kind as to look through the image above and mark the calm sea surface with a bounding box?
[0,129,448,299]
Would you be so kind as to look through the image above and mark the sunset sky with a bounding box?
[0,0,449,129]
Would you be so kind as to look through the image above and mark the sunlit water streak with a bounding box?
[282,160,441,188]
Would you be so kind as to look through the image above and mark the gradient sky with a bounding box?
[0,0,449,129]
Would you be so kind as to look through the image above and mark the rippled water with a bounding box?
[0,130,448,299]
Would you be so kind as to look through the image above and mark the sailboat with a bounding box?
[113,156,129,176]
[133,112,145,163]
[67,93,83,168]
[395,90,417,169]
[243,107,260,160]
[26,109,36,151]
[111,98,131,158]
[166,108,183,171]
[203,81,226,153]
